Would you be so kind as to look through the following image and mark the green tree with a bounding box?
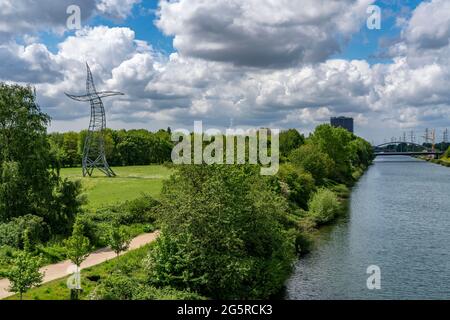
[107,225,132,258]
[64,221,91,300]
[0,84,53,221]
[148,165,296,299]
[279,129,305,160]
[277,163,315,209]
[0,84,83,235]
[62,132,80,167]
[289,143,335,184]
[309,125,354,183]
[64,221,91,269]
[6,250,43,300]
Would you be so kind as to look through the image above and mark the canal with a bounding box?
[286,156,450,299]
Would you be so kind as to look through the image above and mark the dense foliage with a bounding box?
[148,165,296,299]
[0,84,83,239]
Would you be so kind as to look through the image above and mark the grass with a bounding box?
[6,243,153,300]
[60,165,173,209]
[1,165,171,288]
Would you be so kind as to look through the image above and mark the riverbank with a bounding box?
[422,156,450,167]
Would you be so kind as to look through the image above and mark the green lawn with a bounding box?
[60,165,173,209]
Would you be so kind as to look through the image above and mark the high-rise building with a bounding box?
[330,116,354,133]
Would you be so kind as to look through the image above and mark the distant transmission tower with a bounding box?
[65,63,124,177]
[443,128,449,144]
[423,128,430,145]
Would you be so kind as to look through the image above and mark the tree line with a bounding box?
[48,128,174,168]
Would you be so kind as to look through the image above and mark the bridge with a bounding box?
[373,142,444,158]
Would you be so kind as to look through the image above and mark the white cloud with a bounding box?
[96,0,141,20]
[156,0,374,68]
[0,0,140,40]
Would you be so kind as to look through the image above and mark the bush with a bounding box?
[122,196,160,224]
[85,195,159,226]
[89,274,204,300]
[0,215,49,248]
[308,188,340,225]
[35,243,66,264]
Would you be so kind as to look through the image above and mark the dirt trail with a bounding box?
[0,231,159,300]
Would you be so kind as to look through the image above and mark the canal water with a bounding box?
[286,156,450,300]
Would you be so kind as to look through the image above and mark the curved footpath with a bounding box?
[0,231,159,300]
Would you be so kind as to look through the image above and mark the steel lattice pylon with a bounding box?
[65,63,124,177]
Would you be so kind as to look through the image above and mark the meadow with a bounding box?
[60,165,173,209]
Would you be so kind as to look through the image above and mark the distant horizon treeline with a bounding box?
[47,128,174,168]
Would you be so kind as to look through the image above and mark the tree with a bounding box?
[0,84,83,235]
[0,84,53,221]
[50,179,85,235]
[62,132,80,167]
[148,165,296,299]
[279,129,305,160]
[64,221,91,300]
[309,125,354,183]
[64,222,91,267]
[289,144,335,184]
[277,163,315,209]
[6,250,43,300]
[107,225,132,258]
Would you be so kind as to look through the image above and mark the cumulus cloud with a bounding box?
[403,0,450,50]
[156,0,374,68]
[96,0,141,20]
[0,0,140,40]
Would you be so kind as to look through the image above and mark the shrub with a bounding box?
[85,195,159,226]
[443,146,450,158]
[35,243,66,264]
[122,195,160,224]
[308,188,340,225]
[89,274,204,300]
[0,215,49,248]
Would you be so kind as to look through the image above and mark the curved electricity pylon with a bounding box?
[65,63,124,177]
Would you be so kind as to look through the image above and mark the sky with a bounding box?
[1,0,450,144]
